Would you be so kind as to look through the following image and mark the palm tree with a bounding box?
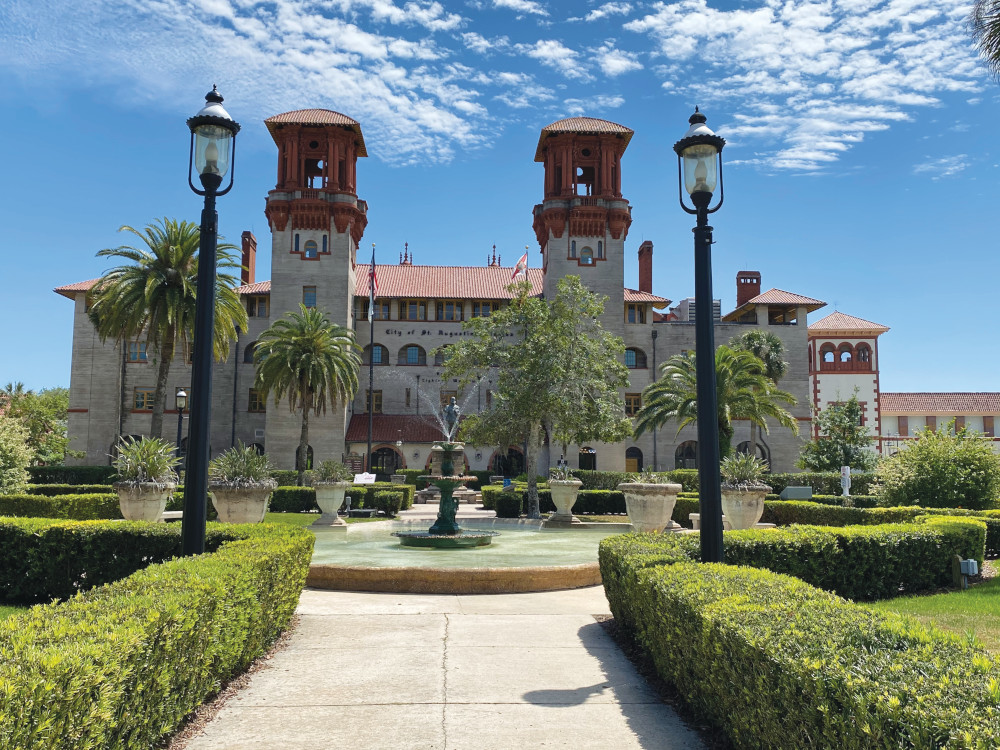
[730,330,789,462]
[634,345,798,460]
[254,305,362,486]
[971,0,1000,78]
[87,218,247,440]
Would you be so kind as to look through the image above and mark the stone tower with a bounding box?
[531,117,633,337]
[262,109,369,468]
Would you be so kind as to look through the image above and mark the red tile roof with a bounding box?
[808,311,889,335]
[345,414,458,443]
[237,281,271,295]
[624,288,671,306]
[880,393,1000,413]
[354,265,544,299]
[54,279,99,299]
[264,109,367,156]
[535,117,634,160]
[722,288,826,321]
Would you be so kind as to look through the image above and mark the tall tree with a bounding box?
[254,305,362,486]
[442,276,632,518]
[1,383,77,465]
[971,0,1000,78]
[729,330,789,461]
[634,345,798,460]
[87,218,247,440]
[797,391,878,472]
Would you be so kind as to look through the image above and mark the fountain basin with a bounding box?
[307,519,631,594]
[393,529,500,548]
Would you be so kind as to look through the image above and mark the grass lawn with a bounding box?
[869,576,1000,653]
[263,512,383,527]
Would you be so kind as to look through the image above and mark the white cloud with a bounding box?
[913,154,971,178]
[563,94,626,115]
[596,42,642,76]
[571,2,633,22]
[518,39,589,79]
[493,0,548,16]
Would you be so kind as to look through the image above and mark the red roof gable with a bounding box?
[809,311,889,335]
[264,109,367,155]
[345,414,457,443]
[722,288,826,321]
[354,265,543,299]
[54,279,98,299]
[880,393,1000,413]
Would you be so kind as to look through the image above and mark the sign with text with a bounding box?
[354,473,377,484]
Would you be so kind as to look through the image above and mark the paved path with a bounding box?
[182,586,705,750]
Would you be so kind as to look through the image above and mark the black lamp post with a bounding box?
[175,388,188,460]
[673,107,725,564]
[182,86,240,556]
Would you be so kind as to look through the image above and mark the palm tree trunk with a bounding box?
[151,330,176,440]
[297,386,311,487]
[525,422,541,518]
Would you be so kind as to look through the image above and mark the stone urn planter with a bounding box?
[618,482,682,533]
[719,483,771,530]
[114,482,175,522]
[546,479,583,526]
[209,481,277,524]
[314,481,352,527]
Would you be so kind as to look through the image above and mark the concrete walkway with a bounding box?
[183,586,705,749]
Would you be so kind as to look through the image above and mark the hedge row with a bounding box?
[24,484,116,497]
[764,471,876,495]
[267,483,415,514]
[0,493,121,521]
[27,465,118,485]
[599,544,1000,749]
[0,522,313,748]
[484,486,632,517]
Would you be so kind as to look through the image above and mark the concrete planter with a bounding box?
[618,482,682,533]
[209,483,276,524]
[546,479,583,526]
[314,481,352,526]
[114,482,175,522]
[719,484,771,530]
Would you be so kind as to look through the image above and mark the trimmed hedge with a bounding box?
[27,465,117,485]
[495,491,522,518]
[600,518,985,601]
[0,523,312,748]
[24,484,116,496]
[0,492,121,520]
[765,471,876,496]
[483,485,628,516]
[268,487,317,513]
[598,547,1000,749]
[267,483,415,514]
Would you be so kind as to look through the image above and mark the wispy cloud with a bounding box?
[913,154,971,178]
[518,39,590,79]
[493,0,548,17]
[571,2,634,22]
[596,41,642,76]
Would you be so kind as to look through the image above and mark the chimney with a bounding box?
[736,270,761,307]
[638,240,653,293]
[241,231,257,285]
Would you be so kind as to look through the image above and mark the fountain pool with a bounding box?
[307,519,632,594]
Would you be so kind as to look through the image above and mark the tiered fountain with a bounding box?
[393,398,499,548]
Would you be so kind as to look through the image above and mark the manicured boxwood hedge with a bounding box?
[764,471,876,496]
[598,543,1000,750]
[24,484,116,497]
[0,493,121,521]
[27,465,118,485]
[267,483,415,514]
[0,522,312,749]
[484,485,629,516]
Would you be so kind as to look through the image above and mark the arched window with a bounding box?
[304,240,318,259]
[398,345,427,366]
[434,346,450,366]
[251,442,265,455]
[598,241,604,259]
[675,441,698,470]
[857,344,872,369]
[243,341,256,364]
[490,447,524,476]
[735,440,770,467]
[371,446,403,476]
[580,247,594,265]
[363,344,388,365]
[570,240,577,258]
[625,446,643,472]
[579,446,596,470]
[624,348,647,369]
[838,344,853,363]
[820,344,836,366]
[295,444,314,471]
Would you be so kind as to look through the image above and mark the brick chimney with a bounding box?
[638,240,653,293]
[241,231,257,285]
[736,270,761,307]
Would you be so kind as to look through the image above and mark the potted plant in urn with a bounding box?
[312,460,354,527]
[618,469,682,533]
[208,443,277,524]
[545,465,583,526]
[112,436,180,522]
[719,453,771,530]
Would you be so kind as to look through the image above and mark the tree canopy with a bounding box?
[729,330,789,461]
[442,276,632,518]
[0,383,77,465]
[797,392,878,472]
[971,0,1000,79]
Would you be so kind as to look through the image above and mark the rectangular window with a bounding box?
[625,393,642,417]
[405,388,411,408]
[366,390,383,414]
[133,387,155,411]
[399,299,427,321]
[247,297,268,317]
[248,389,266,413]
[472,301,500,317]
[303,286,317,308]
[127,341,148,363]
[984,416,995,438]
[625,304,646,324]
[435,300,464,322]
[926,416,937,432]
[955,416,966,432]
[898,416,909,436]
[440,390,458,407]
[486,389,492,408]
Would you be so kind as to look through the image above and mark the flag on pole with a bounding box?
[368,243,378,320]
[511,248,528,281]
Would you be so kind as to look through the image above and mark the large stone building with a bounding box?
[57,110,848,474]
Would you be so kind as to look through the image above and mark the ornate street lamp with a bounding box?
[175,388,188,460]
[673,107,725,563]
[181,86,240,556]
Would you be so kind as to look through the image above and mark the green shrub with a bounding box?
[875,424,1000,510]
[268,486,318,513]
[665,468,699,491]
[210,443,275,487]
[28,465,118,485]
[0,414,31,494]
[765,471,876,496]
[570,470,633,490]
[495,491,522,518]
[270,469,308,486]
[598,547,1000,749]
[0,492,121,520]
[267,482,414,514]
[0,523,312,748]
[24,484,115,496]
[373,490,402,517]
[481,485,501,510]
[671,496,701,528]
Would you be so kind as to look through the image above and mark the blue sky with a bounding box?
[1,0,996,393]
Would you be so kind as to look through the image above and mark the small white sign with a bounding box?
[353,472,377,484]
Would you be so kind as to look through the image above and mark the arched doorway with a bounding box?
[735,440,770,468]
[490,447,524,477]
[625,447,643,473]
[295,444,314,471]
[371,446,403,476]
[675,441,697,470]
[579,447,597,471]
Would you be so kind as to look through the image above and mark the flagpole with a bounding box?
[367,242,375,473]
